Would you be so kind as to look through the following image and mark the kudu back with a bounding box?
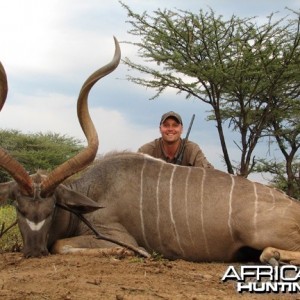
[1,38,300,265]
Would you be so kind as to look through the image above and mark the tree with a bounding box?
[255,96,300,198]
[256,158,300,199]
[270,108,300,197]
[0,129,84,183]
[219,12,300,178]
[121,2,300,184]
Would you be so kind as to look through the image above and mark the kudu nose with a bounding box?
[24,247,49,258]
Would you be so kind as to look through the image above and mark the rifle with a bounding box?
[174,114,195,165]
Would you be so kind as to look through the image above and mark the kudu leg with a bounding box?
[53,244,136,258]
[51,235,150,258]
[260,247,300,265]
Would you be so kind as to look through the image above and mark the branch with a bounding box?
[0,220,17,239]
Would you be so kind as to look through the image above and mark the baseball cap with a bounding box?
[160,111,183,125]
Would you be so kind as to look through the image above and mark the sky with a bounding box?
[0,0,299,182]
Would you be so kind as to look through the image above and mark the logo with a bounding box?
[222,265,300,293]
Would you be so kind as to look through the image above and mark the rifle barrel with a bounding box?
[175,114,195,165]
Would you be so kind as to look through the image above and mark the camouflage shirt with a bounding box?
[138,138,214,168]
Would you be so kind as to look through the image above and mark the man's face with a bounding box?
[159,117,183,144]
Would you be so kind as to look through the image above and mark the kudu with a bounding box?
[1,37,300,265]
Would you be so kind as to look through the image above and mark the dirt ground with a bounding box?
[1,252,300,300]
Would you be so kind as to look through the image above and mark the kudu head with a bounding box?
[0,37,121,257]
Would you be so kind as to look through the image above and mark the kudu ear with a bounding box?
[54,185,102,214]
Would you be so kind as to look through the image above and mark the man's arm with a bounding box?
[185,141,214,168]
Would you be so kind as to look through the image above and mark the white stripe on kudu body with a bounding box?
[139,159,150,250]
[169,166,185,256]
[228,175,235,242]
[199,168,211,259]
[268,187,276,211]
[253,182,259,241]
[184,168,196,251]
[156,163,164,251]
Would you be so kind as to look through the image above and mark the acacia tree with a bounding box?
[121,2,300,181]
[219,12,300,177]
[256,96,300,198]
[225,14,300,197]
[271,108,300,198]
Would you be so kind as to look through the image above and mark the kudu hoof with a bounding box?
[267,257,279,267]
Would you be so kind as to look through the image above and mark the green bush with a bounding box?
[0,205,22,252]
